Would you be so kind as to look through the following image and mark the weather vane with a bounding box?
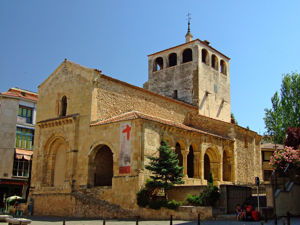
[187,13,191,32]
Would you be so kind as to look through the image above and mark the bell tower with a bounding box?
[143,20,231,122]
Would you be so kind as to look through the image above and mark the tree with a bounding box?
[264,72,300,144]
[145,139,184,198]
[285,127,300,150]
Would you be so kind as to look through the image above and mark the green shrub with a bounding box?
[186,193,203,205]
[137,188,151,207]
[166,200,183,210]
[201,185,220,206]
[148,199,167,210]
[186,185,220,206]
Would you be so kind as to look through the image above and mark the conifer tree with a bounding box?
[145,139,184,198]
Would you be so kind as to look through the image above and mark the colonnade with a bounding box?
[172,142,234,183]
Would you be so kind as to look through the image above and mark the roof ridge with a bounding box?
[90,110,232,141]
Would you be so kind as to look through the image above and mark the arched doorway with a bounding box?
[223,149,232,181]
[175,143,183,167]
[187,146,194,178]
[53,143,67,186]
[93,145,113,186]
[43,137,68,187]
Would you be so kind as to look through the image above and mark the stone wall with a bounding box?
[275,184,300,216]
[167,186,207,202]
[32,192,212,220]
[97,75,196,123]
[0,97,18,179]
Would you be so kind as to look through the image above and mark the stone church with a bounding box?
[30,29,262,217]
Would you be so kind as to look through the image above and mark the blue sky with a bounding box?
[1,1,299,134]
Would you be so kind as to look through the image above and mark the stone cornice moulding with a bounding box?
[37,113,79,128]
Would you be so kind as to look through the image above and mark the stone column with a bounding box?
[199,153,204,180]
[182,149,189,178]
[219,161,223,182]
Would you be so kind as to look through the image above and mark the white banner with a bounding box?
[119,122,131,174]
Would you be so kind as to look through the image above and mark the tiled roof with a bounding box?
[148,39,230,60]
[1,88,38,102]
[261,143,284,150]
[90,111,232,141]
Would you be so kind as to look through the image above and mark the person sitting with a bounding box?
[235,204,245,221]
[245,204,253,221]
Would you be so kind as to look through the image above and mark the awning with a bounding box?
[15,149,33,160]
[0,179,28,186]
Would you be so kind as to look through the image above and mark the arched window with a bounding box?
[168,53,177,67]
[153,57,163,71]
[211,54,218,70]
[220,60,227,75]
[60,96,67,116]
[187,146,194,178]
[182,48,193,63]
[201,49,209,64]
[175,143,183,167]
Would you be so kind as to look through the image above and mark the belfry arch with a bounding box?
[88,145,114,187]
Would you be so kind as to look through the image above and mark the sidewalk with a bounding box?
[26,216,300,225]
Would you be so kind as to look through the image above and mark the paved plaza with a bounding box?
[24,216,300,225]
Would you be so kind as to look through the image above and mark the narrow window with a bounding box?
[220,60,227,75]
[173,90,178,99]
[182,48,192,63]
[168,53,177,67]
[202,49,209,64]
[153,57,163,71]
[211,54,218,70]
[61,96,67,116]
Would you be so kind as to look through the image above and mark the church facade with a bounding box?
[30,33,262,217]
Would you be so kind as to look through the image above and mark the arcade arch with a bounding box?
[204,147,220,181]
[88,144,113,187]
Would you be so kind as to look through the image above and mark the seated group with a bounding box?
[235,203,259,221]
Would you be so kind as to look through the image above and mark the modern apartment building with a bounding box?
[0,87,37,208]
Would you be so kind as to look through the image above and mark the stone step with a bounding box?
[214,214,236,220]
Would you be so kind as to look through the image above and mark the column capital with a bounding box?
[194,151,201,157]
[181,150,189,156]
